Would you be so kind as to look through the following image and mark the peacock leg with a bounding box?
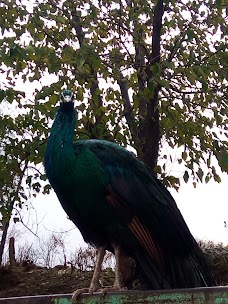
[72,246,106,301]
[101,244,127,295]
[89,246,106,292]
[113,244,125,289]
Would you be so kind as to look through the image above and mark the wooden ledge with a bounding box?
[0,286,228,304]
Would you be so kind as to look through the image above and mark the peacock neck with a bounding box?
[45,102,76,175]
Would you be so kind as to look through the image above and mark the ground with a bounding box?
[0,265,115,298]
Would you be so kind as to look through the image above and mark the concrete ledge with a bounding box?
[0,286,228,304]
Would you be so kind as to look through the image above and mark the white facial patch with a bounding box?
[64,95,72,102]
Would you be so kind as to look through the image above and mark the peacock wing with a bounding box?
[85,140,195,258]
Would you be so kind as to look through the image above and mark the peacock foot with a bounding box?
[72,281,102,302]
[100,285,128,297]
[72,288,89,301]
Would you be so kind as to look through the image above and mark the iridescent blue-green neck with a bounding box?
[49,101,76,144]
[44,101,76,180]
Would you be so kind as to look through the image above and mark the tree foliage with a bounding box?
[0,0,227,228]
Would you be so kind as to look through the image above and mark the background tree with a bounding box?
[0,100,51,265]
[0,0,227,260]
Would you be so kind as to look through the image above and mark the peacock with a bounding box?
[44,89,216,296]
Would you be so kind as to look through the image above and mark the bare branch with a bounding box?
[13,207,39,238]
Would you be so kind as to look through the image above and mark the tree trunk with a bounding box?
[9,237,16,269]
[0,221,10,266]
[135,0,164,171]
[138,87,160,171]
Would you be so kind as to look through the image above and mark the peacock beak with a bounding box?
[64,95,72,102]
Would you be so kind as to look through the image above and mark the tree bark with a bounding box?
[136,0,164,171]
[9,237,16,269]
[71,6,104,126]
[0,221,10,266]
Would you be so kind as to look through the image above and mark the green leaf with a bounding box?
[182,151,187,161]
[205,175,210,183]
[183,171,189,183]
[56,16,66,23]
[157,78,170,89]
[151,63,161,76]
[214,174,221,183]
[148,80,155,93]
[202,81,208,92]
[49,94,58,104]
[76,55,85,68]
[13,217,20,223]
[154,165,162,174]
[196,168,204,182]
[0,90,5,101]
[40,174,47,181]
[187,29,195,40]
[38,32,45,40]
[218,151,228,172]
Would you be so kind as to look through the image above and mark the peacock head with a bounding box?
[60,89,74,103]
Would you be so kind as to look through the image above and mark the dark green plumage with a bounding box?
[44,90,216,290]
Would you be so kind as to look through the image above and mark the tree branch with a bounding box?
[139,0,163,170]
[117,73,138,142]
[71,9,84,47]
[150,0,164,65]
[134,26,147,117]
[70,5,104,126]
